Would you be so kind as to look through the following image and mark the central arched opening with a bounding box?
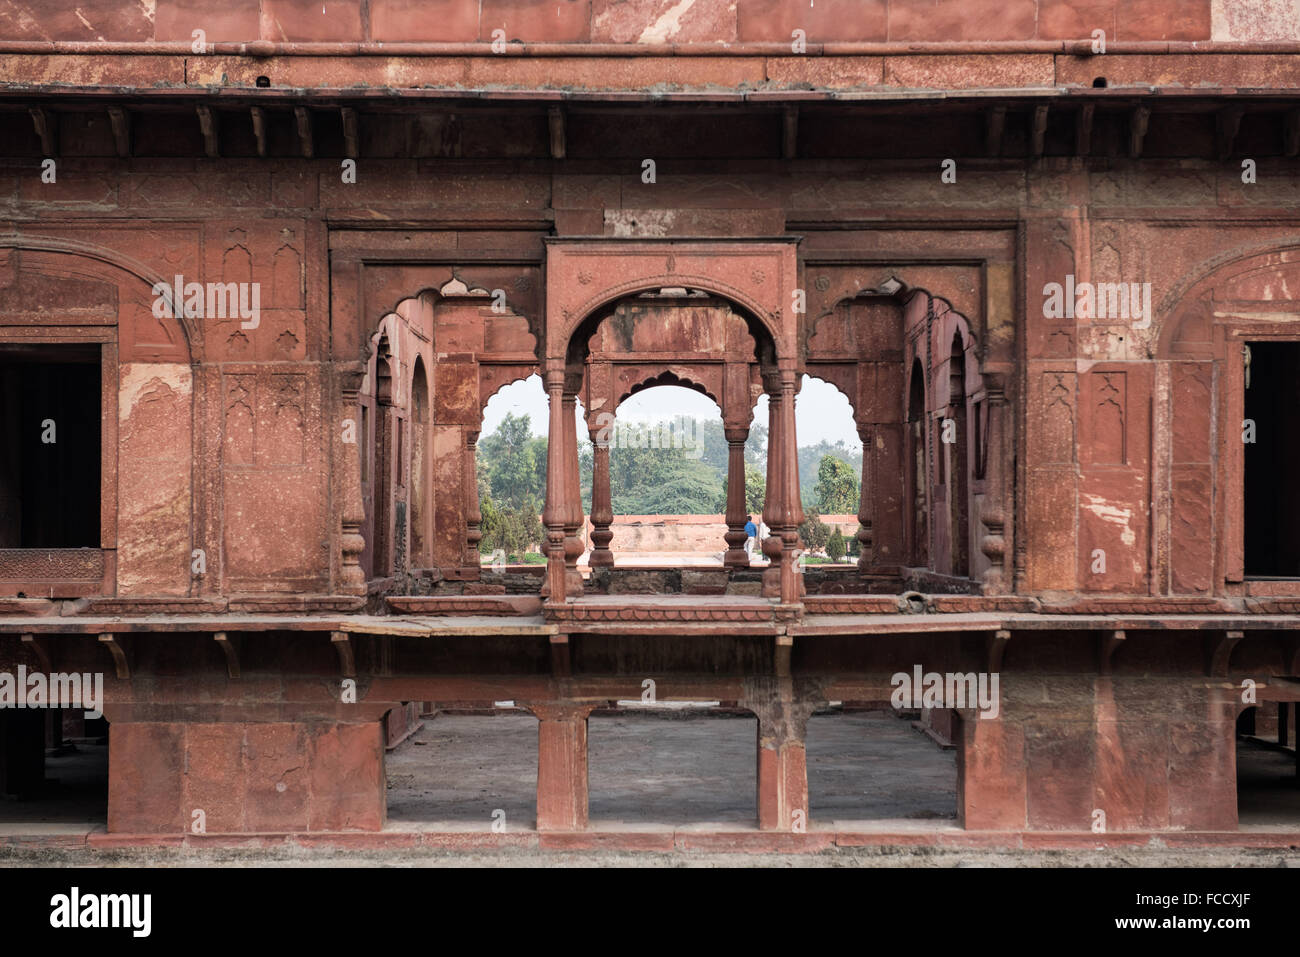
[559,288,783,595]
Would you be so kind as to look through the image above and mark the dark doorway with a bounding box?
[0,345,101,548]
[0,707,109,834]
[1244,342,1300,577]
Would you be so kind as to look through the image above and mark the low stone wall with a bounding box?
[587,514,859,556]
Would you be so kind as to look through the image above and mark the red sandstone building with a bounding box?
[0,1,1297,845]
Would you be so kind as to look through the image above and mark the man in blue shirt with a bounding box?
[744,515,757,562]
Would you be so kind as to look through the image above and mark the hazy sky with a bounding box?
[480,375,862,452]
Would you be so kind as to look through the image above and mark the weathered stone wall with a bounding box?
[1,0,1294,45]
[7,153,1300,598]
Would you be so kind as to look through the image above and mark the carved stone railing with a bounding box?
[0,548,107,598]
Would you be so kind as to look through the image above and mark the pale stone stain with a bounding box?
[119,363,193,423]
[638,0,702,44]
[72,8,106,41]
[1082,494,1137,548]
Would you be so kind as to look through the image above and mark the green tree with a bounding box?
[478,413,546,509]
[799,440,859,505]
[827,526,846,562]
[814,455,859,515]
[478,495,503,555]
[799,507,830,554]
[478,494,543,559]
[744,464,766,513]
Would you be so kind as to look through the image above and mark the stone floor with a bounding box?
[385,709,957,827]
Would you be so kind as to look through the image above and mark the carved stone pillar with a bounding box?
[855,422,872,575]
[338,370,367,596]
[542,368,570,600]
[463,429,482,574]
[762,368,805,604]
[588,427,614,567]
[742,677,814,832]
[723,426,750,568]
[561,389,585,584]
[542,368,584,600]
[532,703,594,831]
[979,386,1009,594]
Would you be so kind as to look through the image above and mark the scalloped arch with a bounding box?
[617,369,722,410]
[564,275,780,356]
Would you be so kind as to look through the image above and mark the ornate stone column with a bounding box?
[979,378,1009,594]
[542,368,585,600]
[561,383,585,587]
[588,422,614,567]
[463,429,482,574]
[761,368,805,604]
[338,368,367,596]
[855,422,873,575]
[541,367,570,600]
[723,426,751,568]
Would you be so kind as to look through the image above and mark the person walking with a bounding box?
[743,515,758,562]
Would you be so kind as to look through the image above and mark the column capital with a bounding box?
[543,367,567,392]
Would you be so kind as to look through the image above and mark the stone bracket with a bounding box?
[1076,103,1095,155]
[1207,629,1244,677]
[548,105,565,159]
[1031,104,1049,158]
[342,107,359,158]
[986,105,1006,156]
[1216,106,1244,161]
[987,629,1010,674]
[331,631,356,678]
[295,106,313,158]
[214,631,240,679]
[550,633,571,677]
[775,633,793,679]
[98,633,129,680]
[29,108,55,155]
[196,105,218,158]
[20,632,52,673]
[250,106,267,157]
[783,105,798,159]
[1099,629,1126,675]
[1129,106,1150,158]
[107,107,130,157]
